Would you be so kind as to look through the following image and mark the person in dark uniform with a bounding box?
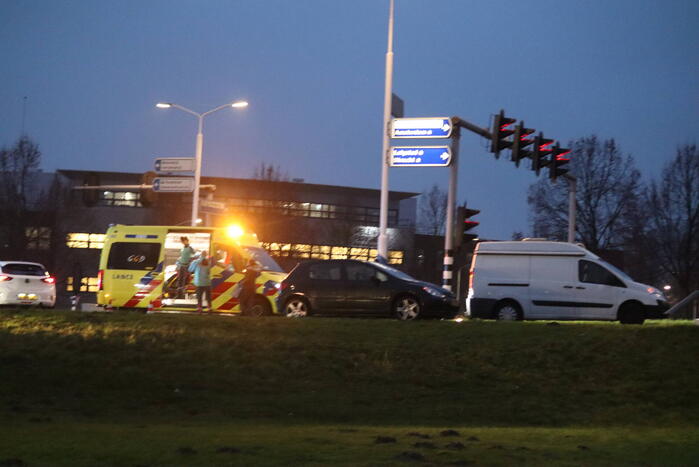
[239,258,261,315]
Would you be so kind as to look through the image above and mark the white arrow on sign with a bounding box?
[440,151,449,160]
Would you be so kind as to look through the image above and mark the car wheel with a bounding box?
[618,302,645,325]
[246,296,272,317]
[284,296,310,318]
[494,301,521,321]
[394,295,421,320]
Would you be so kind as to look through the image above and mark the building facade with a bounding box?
[15,170,421,303]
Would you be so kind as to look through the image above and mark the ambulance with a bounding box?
[97,224,286,314]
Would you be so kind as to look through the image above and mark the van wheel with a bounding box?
[618,302,645,325]
[494,301,521,321]
[246,296,272,317]
[393,295,421,320]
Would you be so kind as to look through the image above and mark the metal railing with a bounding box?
[666,290,699,320]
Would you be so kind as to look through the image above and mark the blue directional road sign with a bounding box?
[390,146,452,167]
[391,117,452,139]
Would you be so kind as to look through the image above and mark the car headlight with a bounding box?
[422,286,445,298]
[646,287,666,300]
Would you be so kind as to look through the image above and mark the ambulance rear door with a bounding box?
[104,239,163,308]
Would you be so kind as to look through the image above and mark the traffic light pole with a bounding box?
[442,127,461,291]
[564,173,577,243]
[437,116,490,291]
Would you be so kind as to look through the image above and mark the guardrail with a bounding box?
[665,290,699,320]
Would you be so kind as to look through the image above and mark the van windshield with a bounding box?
[600,260,634,283]
[242,246,284,272]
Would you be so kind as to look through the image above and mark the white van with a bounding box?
[465,241,668,324]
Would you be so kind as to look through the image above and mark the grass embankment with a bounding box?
[1,310,698,466]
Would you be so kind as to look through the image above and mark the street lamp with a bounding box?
[156,100,248,226]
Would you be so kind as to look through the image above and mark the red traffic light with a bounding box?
[549,143,571,181]
[511,122,535,167]
[490,110,516,158]
[454,206,480,247]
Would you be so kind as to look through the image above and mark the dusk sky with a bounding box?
[1,0,697,240]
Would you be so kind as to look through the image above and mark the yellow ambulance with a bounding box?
[96,224,286,314]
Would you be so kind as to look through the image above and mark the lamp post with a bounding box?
[156,100,248,226]
[377,0,395,263]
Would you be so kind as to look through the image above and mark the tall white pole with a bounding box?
[442,129,459,290]
[378,0,395,262]
[191,117,204,226]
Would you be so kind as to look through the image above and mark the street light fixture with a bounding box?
[156,100,248,226]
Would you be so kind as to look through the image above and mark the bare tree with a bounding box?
[252,162,289,182]
[418,184,447,235]
[643,145,699,298]
[527,136,641,251]
[0,135,42,252]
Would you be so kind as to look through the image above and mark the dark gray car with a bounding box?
[277,259,458,320]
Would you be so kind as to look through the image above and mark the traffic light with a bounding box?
[490,110,516,158]
[510,122,535,167]
[454,205,480,248]
[531,133,554,176]
[549,143,571,181]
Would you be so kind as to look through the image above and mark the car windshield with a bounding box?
[600,260,634,283]
[242,246,284,272]
[372,262,416,282]
[2,263,47,276]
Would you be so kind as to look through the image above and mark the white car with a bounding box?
[0,261,56,308]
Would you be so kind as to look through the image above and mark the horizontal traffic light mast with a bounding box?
[486,109,571,181]
[448,112,571,181]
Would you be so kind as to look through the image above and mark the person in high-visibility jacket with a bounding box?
[189,252,213,313]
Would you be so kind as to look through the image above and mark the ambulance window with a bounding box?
[213,245,229,265]
[226,245,246,272]
[107,242,161,270]
[213,244,244,271]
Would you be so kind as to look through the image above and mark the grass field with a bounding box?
[1,309,698,466]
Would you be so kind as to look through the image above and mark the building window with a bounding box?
[388,250,404,265]
[262,242,403,265]
[226,198,399,226]
[26,227,51,250]
[67,233,105,249]
[67,276,99,293]
[100,190,142,207]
